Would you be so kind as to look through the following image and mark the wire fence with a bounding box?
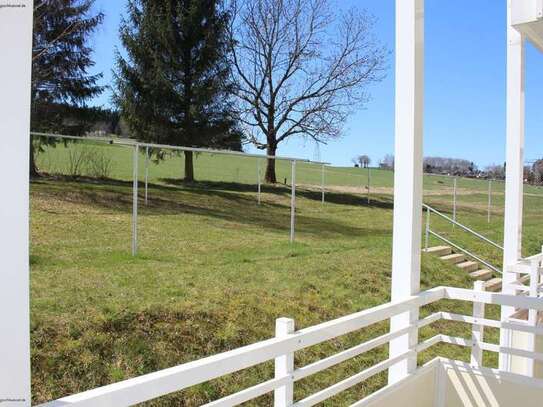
[31,133,543,257]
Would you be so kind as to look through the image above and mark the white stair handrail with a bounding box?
[423,204,503,251]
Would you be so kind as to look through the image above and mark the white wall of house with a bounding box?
[0,1,34,406]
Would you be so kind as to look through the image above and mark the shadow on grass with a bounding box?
[160,178,395,210]
[31,176,392,239]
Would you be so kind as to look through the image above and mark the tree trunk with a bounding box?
[29,138,39,178]
[265,144,277,183]
[184,150,194,182]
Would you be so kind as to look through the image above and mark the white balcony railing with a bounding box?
[39,268,543,407]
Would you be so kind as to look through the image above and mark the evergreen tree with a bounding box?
[115,0,241,182]
[31,0,104,176]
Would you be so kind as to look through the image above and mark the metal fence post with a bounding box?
[290,160,296,243]
[132,144,139,256]
[487,180,492,223]
[274,318,295,407]
[452,177,457,226]
[471,280,485,367]
[367,166,371,204]
[144,146,149,206]
[321,164,325,205]
[257,159,262,205]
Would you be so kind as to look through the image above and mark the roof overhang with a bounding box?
[512,0,543,52]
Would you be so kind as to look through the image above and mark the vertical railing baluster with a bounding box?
[525,259,540,376]
[274,318,295,407]
[471,280,485,367]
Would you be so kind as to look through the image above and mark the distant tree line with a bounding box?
[375,154,511,181]
[423,157,477,176]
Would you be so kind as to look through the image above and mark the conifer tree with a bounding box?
[32,0,104,176]
[115,0,241,182]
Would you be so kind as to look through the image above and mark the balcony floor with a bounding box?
[354,358,543,407]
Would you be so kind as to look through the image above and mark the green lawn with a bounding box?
[30,142,543,405]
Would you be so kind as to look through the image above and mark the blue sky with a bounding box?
[88,0,543,168]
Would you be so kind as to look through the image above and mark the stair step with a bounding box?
[470,269,493,281]
[485,277,502,292]
[423,245,452,256]
[441,253,466,265]
[457,261,479,273]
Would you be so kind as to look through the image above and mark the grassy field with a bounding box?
[30,141,543,405]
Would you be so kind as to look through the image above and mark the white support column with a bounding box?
[500,0,526,372]
[389,0,424,384]
[274,318,295,407]
[0,2,34,405]
[290,160,296,243]
[132,144,139,256]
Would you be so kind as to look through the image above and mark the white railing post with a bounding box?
[471,281,485,367]
[274,318,295,407]
[389,0,424,384]
[290,160,296,243]
[524,258,540,376]
[144,146,149,206]
[132,144,139,256]
[0,3,34,405]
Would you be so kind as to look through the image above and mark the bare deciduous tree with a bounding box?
[228,0,387,182]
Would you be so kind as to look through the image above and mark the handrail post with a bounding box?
[274,318,295,407]
[425,207,430,251]
[471,281,485,367]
